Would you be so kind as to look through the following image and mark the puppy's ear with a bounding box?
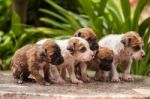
[75,32,81,37]
[67,43,75,54]
[121,37,131,46]
[39,47,46,57]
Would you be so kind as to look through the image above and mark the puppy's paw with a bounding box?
[123,75,134,82]
[94,76,103,81]
[111,77,120,82]
[24,78,36,83]
[44,78,52,83]
[71,79,83,84]
[38,80,49,85]
[55,77,65,84]
[82,77,91,83]
[17,79,23,84]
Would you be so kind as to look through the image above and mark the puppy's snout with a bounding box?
[89,42,99,51]
[142,55,145,58]
[99,64,111,71]
[141,50,145,58]
[59,56,64,64]
[141,51,145,58]
[90,51,95,58]
[51,55,64,65]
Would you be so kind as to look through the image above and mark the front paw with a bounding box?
[123,75,134,82]
[55,77,65,84]
[94,75,103,81]
[111,77,120,82]
[38,80,46,85]
[17,79,24,84]
[82,77,91,83]
[71,79,83,84]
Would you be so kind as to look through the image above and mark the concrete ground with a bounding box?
[0,71,150,99]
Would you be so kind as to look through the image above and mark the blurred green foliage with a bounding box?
[0,0,149,76]
[0,0,11,32]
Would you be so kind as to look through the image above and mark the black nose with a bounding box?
[99,63,112,71]
[51,56,64,65]
[100,65,111,71]
[90,42,99,51]
[142,55,145,58]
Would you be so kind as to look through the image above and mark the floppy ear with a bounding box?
[39,47,46,57]
[121,37,131,46]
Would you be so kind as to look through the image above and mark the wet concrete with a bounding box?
[0,71,150,99]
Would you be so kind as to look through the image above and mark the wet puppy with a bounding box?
[99,31,145,82]
[11,39,64,85]
[37,37,94,84]
[74,28,99,82]
[87,47,113,81]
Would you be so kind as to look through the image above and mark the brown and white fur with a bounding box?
[37,37,94,84]
[11,39,64,85]
[74,28,99,82]
[98,31,145,82]
[87,47,113,81]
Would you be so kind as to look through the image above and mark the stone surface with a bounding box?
[0,71,150,99]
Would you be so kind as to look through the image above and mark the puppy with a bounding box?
[74,28,99,82]
[74,27,99,51]
[11,39,64,85]
[37,37,94,84]
[87,47,113,81]
[98,31,145,82]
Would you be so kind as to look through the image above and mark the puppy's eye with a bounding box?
[100,58,106,61]
[100,58,113,63]
[80,47,86,52]
[132,45,141,51]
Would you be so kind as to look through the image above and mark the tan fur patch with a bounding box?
[42,39,57,53]
[122,31,144,47]
[96,47,113,60]
[68,38,85,52]
[74,28,96,40]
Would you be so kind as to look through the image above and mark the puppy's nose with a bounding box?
[91,53,95,58]
[94,43,99,50]
[142,55,145,58]
[141,51,145,58]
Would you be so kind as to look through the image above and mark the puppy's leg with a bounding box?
[67,64,83,84]
[103,71,110,82]
[123,59,133,81]
[43,65,51,83]
[80,62,90,82]
[60,67,67,80]
[12,66,24,84]
[51,65,65,84]
[29,66,46,85]
[94,69,103,81]
[111,63,120,82]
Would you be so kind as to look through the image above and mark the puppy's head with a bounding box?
[67,37,94,62]
[95,47,113,71]
[121,31,145,60]
[39,39,64,65]
[74,28,99,51]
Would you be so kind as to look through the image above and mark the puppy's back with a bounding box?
[11,44,35,67]
[98,34,124,55]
